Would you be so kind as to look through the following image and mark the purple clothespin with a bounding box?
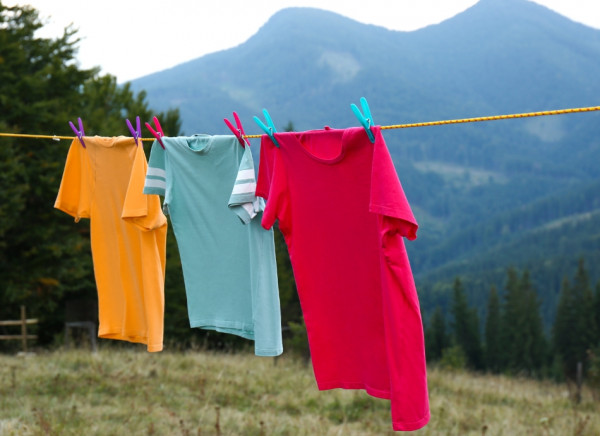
[126,116,142,145]
[68,117,86,148]
[145,116,165,149]
[224,111,250,148]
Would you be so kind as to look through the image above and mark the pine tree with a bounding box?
[573,259,597,368]
[500,267,520,371]
[553,277,577,379]
[500,268,547,375]
[425,306,449,362]
[484,285,502,372]
[518,270,546,374]
[450,277,483,370]
[552,259,595,380]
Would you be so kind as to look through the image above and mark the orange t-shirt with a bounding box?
[55,136,167,352]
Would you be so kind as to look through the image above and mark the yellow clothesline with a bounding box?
[1,105,599,142]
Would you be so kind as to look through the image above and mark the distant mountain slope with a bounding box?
[131,0,600,322]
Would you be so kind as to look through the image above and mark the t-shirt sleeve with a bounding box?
[228,145,263,224]
[143,140,167,197]
[54,139,92,222]
[369,127,418,241]
[256,137,290,233]
[122,143,167,231]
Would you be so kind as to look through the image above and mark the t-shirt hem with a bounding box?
[369,204,418,240]
[392,410,430,432]
[229,193,255,205]
[254,346,283,357]
[54,202,88,223]
[122,208,148,218]
[317,381,391,399]
[147,343,164,353]
[190,319,255,340]
[98,328,154,347]
[255,189,268,200]
[230,206,252,224]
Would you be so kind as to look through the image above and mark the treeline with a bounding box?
[425,259,600,391]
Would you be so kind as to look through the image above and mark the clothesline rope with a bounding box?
[0,105,598,142]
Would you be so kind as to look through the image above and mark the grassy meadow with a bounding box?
[0,347,599,435]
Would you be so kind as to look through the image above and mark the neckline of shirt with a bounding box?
[283,127,350,165]
[90,136,137,148]
[168,134,247,155]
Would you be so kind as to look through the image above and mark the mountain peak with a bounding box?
[258,7,360,33]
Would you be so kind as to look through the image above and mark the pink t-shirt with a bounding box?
[256,126,430,432]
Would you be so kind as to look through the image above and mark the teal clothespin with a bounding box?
[253,109,280,148]
[351,97,376,143]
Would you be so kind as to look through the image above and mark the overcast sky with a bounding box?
[7,0,600,83]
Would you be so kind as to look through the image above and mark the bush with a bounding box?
[440,345,467,371]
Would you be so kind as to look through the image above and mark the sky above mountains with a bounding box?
[6,0,600,82]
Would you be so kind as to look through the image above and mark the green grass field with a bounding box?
[0,348,598,435]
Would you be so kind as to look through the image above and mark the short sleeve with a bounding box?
[122,144,167,231]
[54,139,92,222]
[369,127,418,240]
[143,140,167,197]
[256,138,290,233]
[228,145,263,224]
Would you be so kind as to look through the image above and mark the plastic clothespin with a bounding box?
[145,116,165,149]
[68,117,86,148]
[126,116,142,146]
[253,109,280,148]
[351,97,376,143]
[224,111,250,148]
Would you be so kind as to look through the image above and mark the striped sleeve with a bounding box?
[228,146,263,224]
[143,140,167,197]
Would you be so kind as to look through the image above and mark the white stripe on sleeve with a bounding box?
[231,181,257,195]
[147,167,167,179]
[144,179,166,190]
[236,169,255,181]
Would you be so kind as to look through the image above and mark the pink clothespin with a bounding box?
[126,116,142,146]
[224,111,250,147]
[68,117,86,148]
[145,116,165,149]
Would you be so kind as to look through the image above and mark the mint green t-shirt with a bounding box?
[143,135,282,356]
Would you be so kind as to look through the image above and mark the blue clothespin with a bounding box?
[126,116,142,145]
[351,97,376,143]
[68,117,86,148]
[253,109,280,148]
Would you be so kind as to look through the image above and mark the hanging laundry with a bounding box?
[256,126,430,431]
[55,136,167,352]
[143,135,283,357]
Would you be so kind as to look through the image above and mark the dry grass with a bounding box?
[0,348,598,435]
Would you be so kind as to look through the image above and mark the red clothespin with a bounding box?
[224,111,250,147]
[126,116,142,146]
[68,117,86,148]
[145,116,165,149]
